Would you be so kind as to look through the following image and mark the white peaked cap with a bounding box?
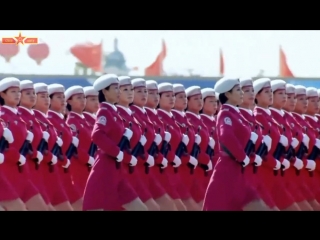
[271,79,286,92]
[34,83,48,94]
[118,76,131,87]
[295,85,306,96]
[65,86,84,100]
[48,84,65,95]
[93,74,119,91]
[306,87,318,98]
[201,88,215,99]
[253,78,271,95]
[83,86,98,97]
[146,80,158,90]
[131,78,146,88]
[158,82,173,94]
[239,77,253,88]
[173,84,185,94]
[214,77,240,94]
[20,80,34,91]
[185,86,201,98]
[0,77,20,92]
[285,84,295,94]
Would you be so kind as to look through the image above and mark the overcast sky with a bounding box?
[1,30,319,77]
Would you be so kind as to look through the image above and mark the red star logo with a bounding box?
[14,32,26,45]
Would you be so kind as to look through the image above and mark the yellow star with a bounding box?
[14,32,26,45]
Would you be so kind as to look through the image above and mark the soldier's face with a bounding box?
[147,89,159,108]
[119,85,134,105]
[273,90,287,108]
[133,87,148,107]
[104,84,120,104]
[50,93,65,111]
[284,93,296,112]
[20,89,36,108]
[174,92,187,110]
[242,86,255,106]
[307,97,319,114]
[85,96,99,113]
[226,85,243,105]
[294,95,307,113]
[188,94,203,112]
[256,87,272,107]
[203,96,217,115]
[1,87,21,107]
[159,91,175,110]
[68,93,86,112]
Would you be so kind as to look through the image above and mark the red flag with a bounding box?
[145,40,167,76]
[279,46,294,77]
[219,48,224,76]
[70,41,103,72]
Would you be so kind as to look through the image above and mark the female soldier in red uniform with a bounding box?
[18,80,51,210]
[171,83,201,210]
[238,77,276,210]
[157,82,199,211]
[253,78,299,211]
[47,84,82,210]
[0,77,48,210]
[83,74,147,211]
[83,86,99,127]
[33,83,72,211]
[291,85,320,210]
[145,80,179,211]
[65,86,95,200]
[117,76,159,210]
[203,77,268,211]
[269,80,307,210]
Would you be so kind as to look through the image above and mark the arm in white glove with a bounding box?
[188,156,198,168]
[154,134,162,146]
[62,159,71,168]
[26,130,34,143]
[164,131,171,142]
[123,128,133,140]
[2,128,13,143]
[250,132,258,144]
[0,153,4,164]
[182,134,189,146]
[302,134,310,149]
[263,135,272,152]
[293,158,303,170]
[116,151,124,162]
[254,155,262,166]
[315,139,320,149]
[72,136,79,147]
[173,155,182,167]
[306,160,316,171]
[50,155,58,165]
[274,160,281,170]
[56,137,63,147]
[42,131,50,142]
[129,156,138,167]
[208,137,215,149]
[206,161,213,171]
[36,151,43,164]
[87,156,95,166]
[291,137,299,149]
[161,158,168,169]
[281,159,290,171]
[139,135,147,146]
[146,155,155,167]
[18,155,26,166]
[195,134,201,145]
[241,156,250,167]
[279,135,288,147]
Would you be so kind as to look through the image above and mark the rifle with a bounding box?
[117,124,131,170]
[242,130,256,174]
[174,128,189,173]
[0,124,9,153]
[190,127,201,175]
[64,130,79,173]
[128,122,142,174]
[146,128,160,174]
[159,125,171,173]
[19,126,34,173]
[49,132,63,173]
[87,142,97,172]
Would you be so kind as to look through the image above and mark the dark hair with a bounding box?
[0,89,8,106]
[98,86,110,103]
[66,103,72,111]
[184,97,191,111]
[199,97,208,114]
[129,102,133,106]
[156,93,163,109]
[254,89,263,104]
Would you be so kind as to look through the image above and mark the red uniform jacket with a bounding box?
[83,111,96,127]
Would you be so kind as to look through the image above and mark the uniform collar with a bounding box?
[117,105,132,115]
[172,109,185,117]
[157,108,172,118]
[19,106,34,115]
[2,105,18,114]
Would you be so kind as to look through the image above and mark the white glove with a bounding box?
[154,133,162,146]
[18,155,26,166]
[274,160,281,170]
[56,137,63,147]
[36,151,43,164]
[188,156,198,168]
[182,134,189,146]
[263,135,272,152]
[293,158,303,170]
[116,151,124,162]
[123,128,133,140]
[254,155,263,166]
[303,134,310,149]
[206,161,213,171]
[129,156,138,166]
[306,160,316,171]
[209,137,215,149]
[195,134,201,145]
[2,128,13,143]
[279,135,288,147]
[26,130,34,143]
[88,156,95,166]
[315,139,320,149]
[291,137,299,149]
[164,131,171,142]
[161,158,168,169]
[50,155,58,165]
[173,155,182,167]
[72,136,79,147]
[241,156,250,167]
[146,155,155,167]
[42,131,50,142]
[0,153,4,164]
[250,132,258,144]
[139,135,147,146]
[281,159,290,171]
[62,159,71,168]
